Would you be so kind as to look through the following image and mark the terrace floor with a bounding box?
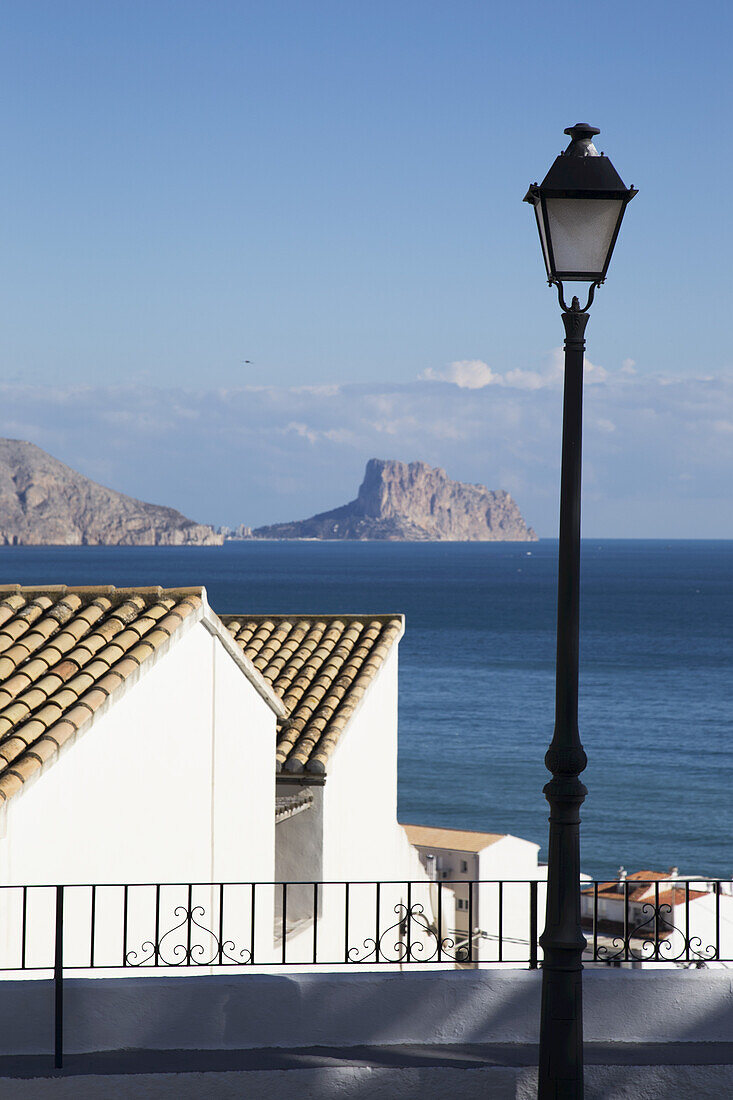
[0,1043,732,1099]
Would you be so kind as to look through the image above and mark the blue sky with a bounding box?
[1,1,732,535]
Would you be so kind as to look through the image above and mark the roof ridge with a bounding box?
[220,612,404,623]
[0,584,205,609]
[402,822,506,838]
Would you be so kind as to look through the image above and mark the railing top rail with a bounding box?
[0,877,729,889]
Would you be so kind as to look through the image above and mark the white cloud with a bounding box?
[420,359,499,389]
[422,351,608,391]
[281,421,319,444]
[583,357,608,383]
[501,368,553,391]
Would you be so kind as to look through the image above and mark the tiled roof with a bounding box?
[402,824,506,853]
[652,888,709,907]
[590,871,670,901]
[584,872,710,906]
[222,613,403,775]
[0,590,403,802]
[0,584,203,805]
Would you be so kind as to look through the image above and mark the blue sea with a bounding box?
[0,539,730,880]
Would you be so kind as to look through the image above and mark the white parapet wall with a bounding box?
[1,968,733,1054]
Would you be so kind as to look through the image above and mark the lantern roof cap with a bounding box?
[537,123,632,196]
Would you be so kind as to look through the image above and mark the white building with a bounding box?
[582,868,733,969]
[0,584,425,971]
[404,824,548,965]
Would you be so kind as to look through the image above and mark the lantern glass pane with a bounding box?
[545,198,623,278]
[534,203,551,277]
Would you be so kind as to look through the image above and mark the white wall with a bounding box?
[475,836,547,965]
[1,968,733,1054]
[211,630,275,885]
[0,620,276,884]
[0,620,277,971]
[314,646,430,964]
[321,646,426,886]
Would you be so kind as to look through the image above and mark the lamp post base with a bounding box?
[537,773,587,1099]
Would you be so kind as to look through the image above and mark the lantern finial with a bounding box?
[563,123,601,157]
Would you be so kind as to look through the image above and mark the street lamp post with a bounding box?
[524,124,637,1099]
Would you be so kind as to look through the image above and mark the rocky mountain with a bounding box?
[0,439,222,546]
[254,459,537,542]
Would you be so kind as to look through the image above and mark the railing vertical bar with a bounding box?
[685,881,690,962]
[89,885,97,969]
[624,880,629,962]
[54,885,64,1070]
[186,884,193,965]
[21,886,27,971]
[529,881,538,970]
[122,884,129,968]
[312,882,319,964]
[250,884,256,965]
[281,883,287,965]
[593,881,598,962]
[218,883,225,966]
[716,881,721,960]
[154,884,161,966]
[405,881,412,963]
[344,882,350,963]
[654,880,660,960]
[437,880,443,962]
[375,882,381,963]
[468,880,474,964]
[498,881,503,963]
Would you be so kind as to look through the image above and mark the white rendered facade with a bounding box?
[407,827,548,966]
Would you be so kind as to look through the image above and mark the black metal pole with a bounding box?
[537,299,589,1100]
[54,884,64,1071]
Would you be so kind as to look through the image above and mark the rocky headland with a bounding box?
[253,458,537,542]
[0,439,222,546]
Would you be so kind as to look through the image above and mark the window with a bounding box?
[461,860,468,873]
[456,899,464,910]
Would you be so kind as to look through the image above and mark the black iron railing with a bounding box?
[582,878,725,966]
[0,877,729,1068]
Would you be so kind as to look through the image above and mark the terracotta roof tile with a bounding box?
[0,585,204,805]
[0,772,24,801]
[0,596,26,627]
[223,613,403,775]
[113,656,141,681]
[26,737,57,766]
[0,736,30,767]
